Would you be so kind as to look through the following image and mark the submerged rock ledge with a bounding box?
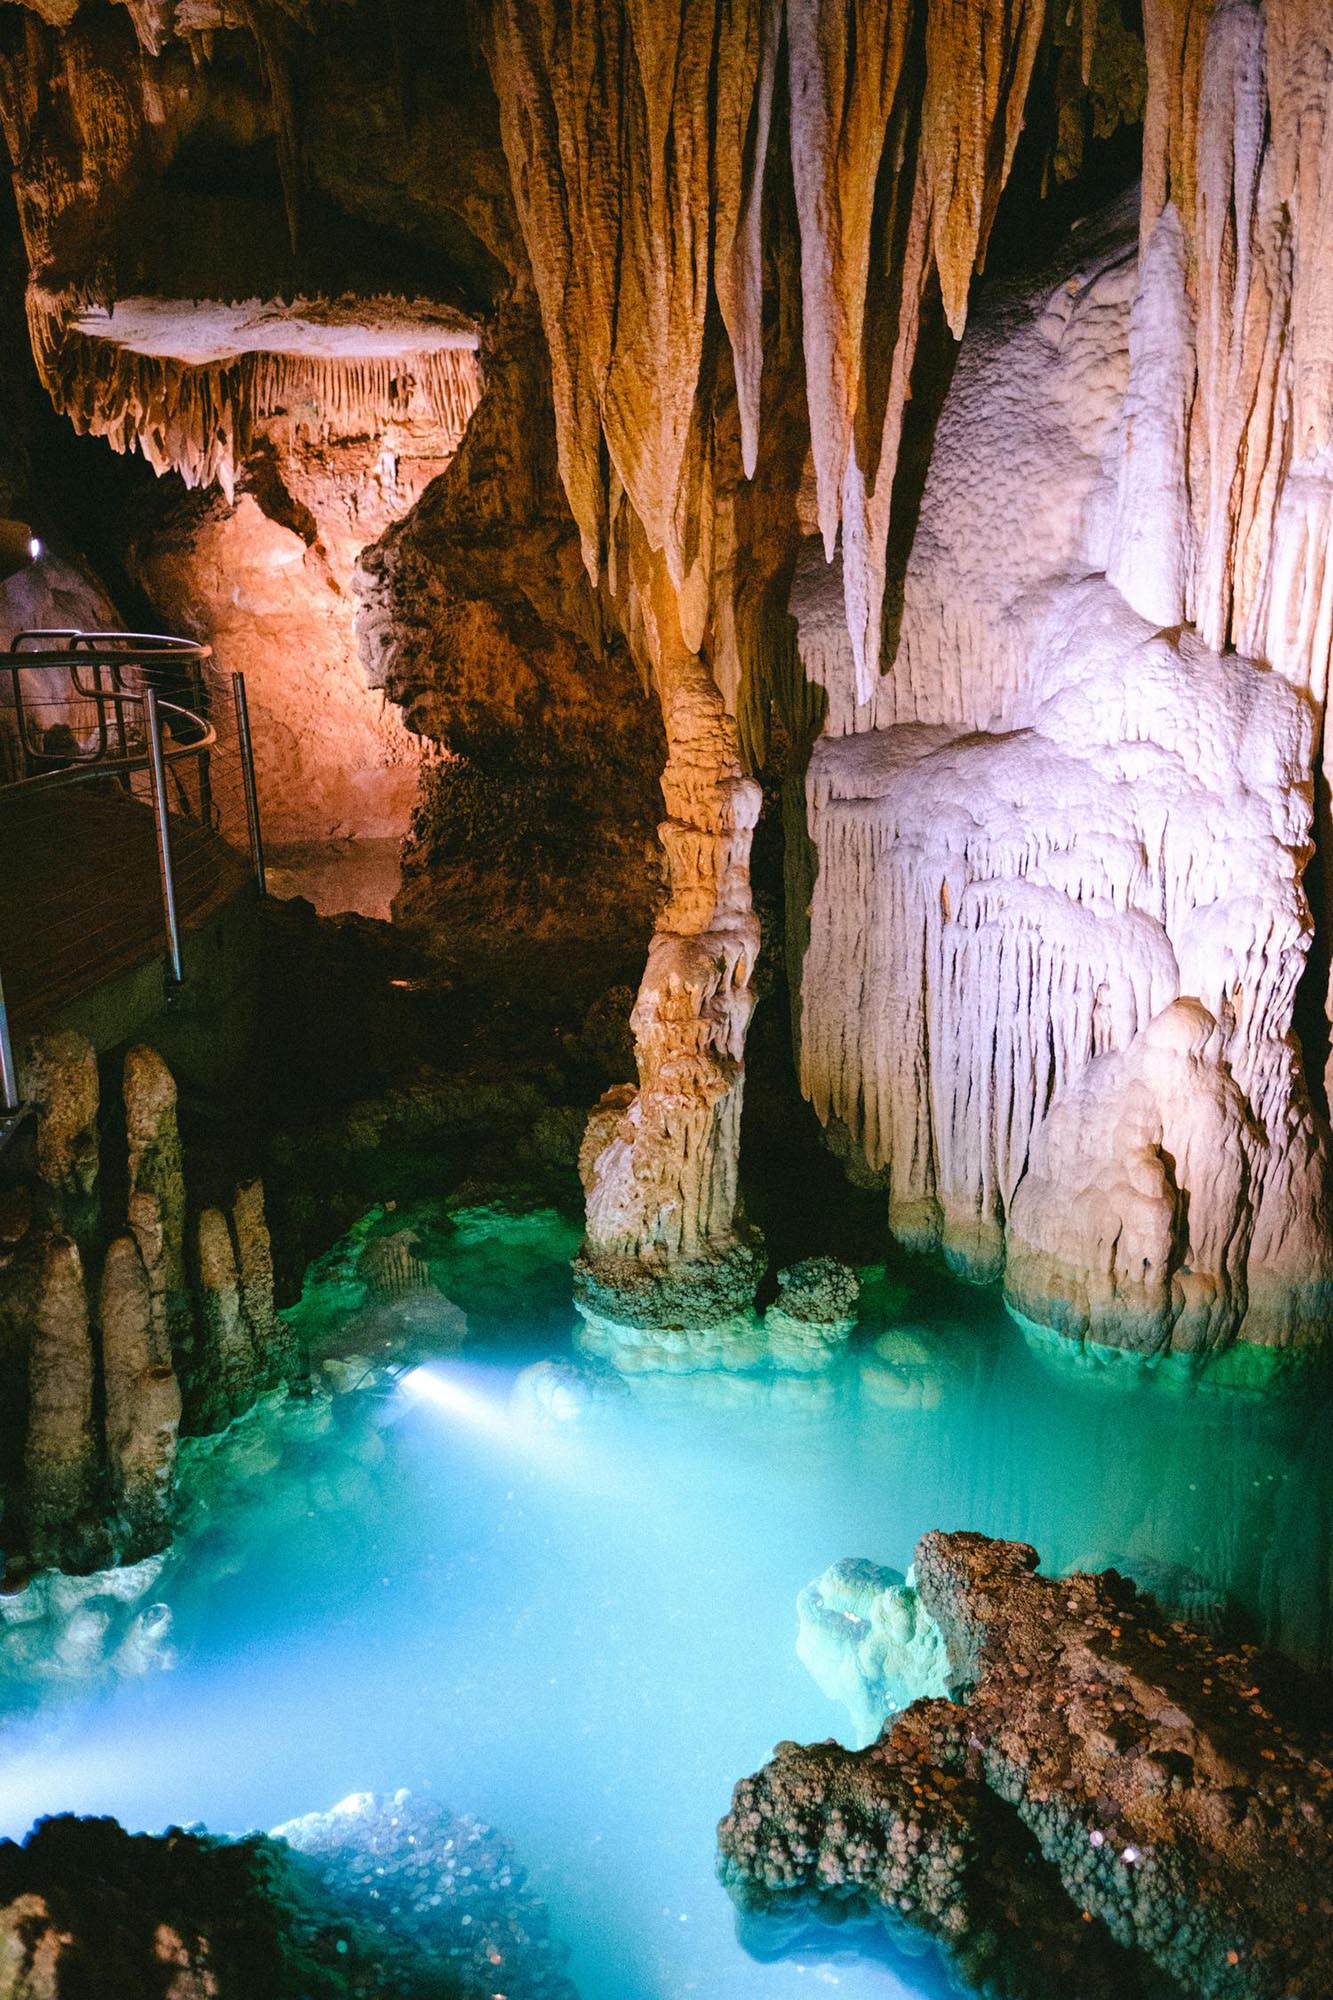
[718,1531,1333,2000]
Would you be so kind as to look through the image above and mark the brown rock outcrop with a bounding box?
[356,298,663,962]
[231,1177,295,1390]
[192,1205,257,1434]
[123,1043,186,1368]
[720,1531,1333,1999]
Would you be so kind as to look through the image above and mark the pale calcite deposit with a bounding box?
[797,9,1333,1354]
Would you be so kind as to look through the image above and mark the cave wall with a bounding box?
[2,0,1333,1361]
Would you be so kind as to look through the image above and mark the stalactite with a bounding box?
[482,0,1098,1313]
[27,293,484,498]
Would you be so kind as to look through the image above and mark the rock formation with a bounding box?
[797,137,1333,1357]
[123,1042,188,1364]
[0,1798,577,2000]
[0,1030,291,1575]
[5,0,1333,1352]
[355,298,663,960]
[720,1530,1333,2000]
[795,1556,951,1746]
[22,1234,100,1571]
[0,2,491,866]
[14,1031,97,1202]
[193,1205,256,1432]
[99,1232,179,1561]
[764,1256,860,1370]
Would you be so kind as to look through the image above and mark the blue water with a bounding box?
[0,1203,1328,2000]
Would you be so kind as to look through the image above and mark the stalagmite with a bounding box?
[23,1236,99,1571]
[99,1234,180,1561]
[576,534,765,1324]
[123,1045,187,1367]
[18,1030,99,1201]
[230,1178,297,1389]
[193,1208,258,1433]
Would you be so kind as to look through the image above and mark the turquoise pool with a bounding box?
[0,1203,1326,1999]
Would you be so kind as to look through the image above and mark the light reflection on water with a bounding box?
[0,1204,1328,2000]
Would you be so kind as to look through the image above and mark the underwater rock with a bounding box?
[720,1530,1333,1999]
[0,1810,462,2000]
[358,1228,432,1301]
[509,1357,625,1426]
[796,1558,952,1746]
[273,1788,577,2000]
[859,1328,950,1411]
[764,1257,860,1371]
[22,1236,101,1573]
[0,1553,170,1686]
[99,1235,181,1563]
[574,1303,768,1375]
[18,1031,99,1202]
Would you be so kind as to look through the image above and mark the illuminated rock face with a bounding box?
[130,402,471,850]
[799,144,1333,1354]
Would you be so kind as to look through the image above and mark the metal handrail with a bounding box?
[4,629,213,782]
[0,631,266,1133]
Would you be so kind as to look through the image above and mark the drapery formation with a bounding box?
[483,0,1082,1313]
[797,0,1333,1357]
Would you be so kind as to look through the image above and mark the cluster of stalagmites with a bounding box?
[719,1531,1333,2000]
[0,1031,297,1578]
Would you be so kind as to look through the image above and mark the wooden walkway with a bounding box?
[0,782,249,1033]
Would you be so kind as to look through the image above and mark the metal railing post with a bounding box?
[0,959,19,1120]
[144,686,184,985]
[231,671,267,896]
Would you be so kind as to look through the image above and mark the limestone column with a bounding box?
[231,1177,299,1387]
[20,1031,100,1242]
[193,1208,259,1432]
[576,540,763,1326]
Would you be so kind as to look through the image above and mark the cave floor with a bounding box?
[0,1201,1326,2000]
